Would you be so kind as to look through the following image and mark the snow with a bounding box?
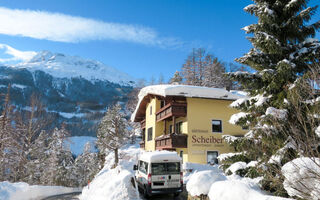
[131,84,244,121]
[64,136,97,156]
[229,112,249,125]
[265,107,287,120]
[11,84,27,89]
[316,126,320,137]
[13,51,135,86]
[80,166,139,200]
[282,157,320,200]
[139,150,181,163]
[59,112,86,119]
[186,169,226,196]
[208,178,291,200]
[222,135,239,143]
[0,181,80,200]
[264,7,274,15]
[184,162,292,200]
[183,162,220,184]
[230,97,248,108]
[253,94,270,106]
[226,162,247,174]
[244,4,256,12]
[80,141,141,200]
[217,152,243,162]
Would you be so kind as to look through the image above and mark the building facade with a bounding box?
[131,85,246,164]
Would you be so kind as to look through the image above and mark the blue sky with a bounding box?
[0,0,319,82]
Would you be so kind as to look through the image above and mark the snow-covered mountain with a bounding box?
[14,51,135,86]
[0,51,134,136]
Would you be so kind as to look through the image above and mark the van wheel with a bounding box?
[174,192,180,197]
[143,185,149,198]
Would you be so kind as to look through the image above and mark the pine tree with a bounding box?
[226,0,320,196]
[42,127,74,186]
[97,103,127,168]
[169,71,183,84]
[25,130,50,184]
[74,142,98,187]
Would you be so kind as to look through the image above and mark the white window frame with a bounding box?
[211,119,223,133]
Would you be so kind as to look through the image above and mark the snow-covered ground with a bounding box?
[79,142,141,200]
[185,162,293,200]
[64,136,97,156]
[0,181,80,200]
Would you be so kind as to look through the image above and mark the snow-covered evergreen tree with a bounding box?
[74,142,99,187]
[226,0,320,196]
[97,103,127,168]
[169,71,183,84]
[41,127,74,186]
[25,130,50,184]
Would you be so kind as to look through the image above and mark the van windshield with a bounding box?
[151,162,180,175]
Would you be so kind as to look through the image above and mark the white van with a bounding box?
[133,151,183,198]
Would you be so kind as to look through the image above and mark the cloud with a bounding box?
[0,44,36,63]
[0,7,181,47]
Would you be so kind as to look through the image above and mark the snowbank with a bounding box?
[80,166,139,200]
[184,162,292,200]
[131,84,244,121]
[208,178,291,200]
[281,157,320,200]
[182,162,218,184]
[79,141,141,200]
[186,169,226,196]
[0,181,80,200]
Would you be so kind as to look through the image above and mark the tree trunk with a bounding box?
[114,148,119,167]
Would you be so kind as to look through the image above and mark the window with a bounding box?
[207,151,219,165]
[242,126,249,130]
[151,163,180,175]
[147,127,153,141]
[169,125,173,134]
[139,161,148,174]
[160,100,165,108]
[212,120,222,133]
[150,106,152,115]
[175,121,183,134]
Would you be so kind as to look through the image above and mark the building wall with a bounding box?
[185,97,246,164]
[143,96,247,164]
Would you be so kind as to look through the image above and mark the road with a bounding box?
[42,186,188,200]
[41,192,81,200]
[140,185,188,200]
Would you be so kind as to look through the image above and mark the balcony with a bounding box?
[155,133,188,150]
[140,119,146,129]
[139,140,145,149]
[156,102,187,122]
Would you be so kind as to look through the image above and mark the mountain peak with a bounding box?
[14,50,135,86]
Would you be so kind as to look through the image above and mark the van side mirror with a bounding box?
[133,165,138,170]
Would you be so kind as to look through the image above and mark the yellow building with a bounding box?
[131,85,247,164]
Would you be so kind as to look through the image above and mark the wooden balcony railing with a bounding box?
[155,102,187,122]
[140,119,146,129]
[139,140,145,149]
[155,133,188,150]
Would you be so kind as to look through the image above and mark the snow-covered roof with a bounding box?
[139,151,181,162]
[131,84,245,122]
